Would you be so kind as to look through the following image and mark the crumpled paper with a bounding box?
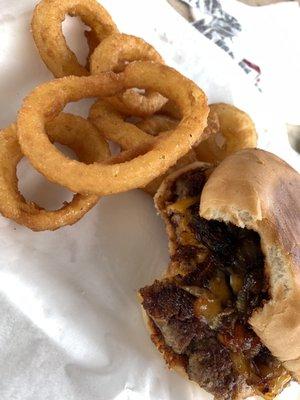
[181,0,263,88]
[181,0,300,126]
[0,1,299,399]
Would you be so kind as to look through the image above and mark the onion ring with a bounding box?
[135,114,178,136]
[90,33,166,117]
[84,29,100,69]
[132,102,216,142]
[89,100,197,196]
[195,103,257,163]
[31,0,118,77]
[17,62,209,196]
[0,113,110,231]
[89,99,154,148]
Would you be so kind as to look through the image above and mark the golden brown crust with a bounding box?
[200,148,300,380]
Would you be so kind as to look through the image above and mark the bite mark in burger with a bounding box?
[139,149,300,400]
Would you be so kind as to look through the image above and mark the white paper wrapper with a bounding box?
[0,1,299,399]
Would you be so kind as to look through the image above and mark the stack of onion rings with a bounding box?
[0,113,110,231]
[17,62,209,196]
[0,0,257,230]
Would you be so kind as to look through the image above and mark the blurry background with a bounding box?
[168,0,300,154]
